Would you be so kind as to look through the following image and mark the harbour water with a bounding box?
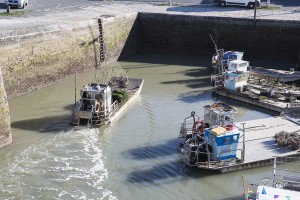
[0,53,282,200]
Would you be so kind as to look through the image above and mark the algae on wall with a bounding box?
[101,13,141,63]
[0,66,11,148]
[0,13,140,99]
[0,13,140,148]
[0,23,101,99]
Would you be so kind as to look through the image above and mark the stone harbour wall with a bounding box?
[0,23,101,98]
[0,67,11,149]
[138,13,300,62]
[0,13,139,148]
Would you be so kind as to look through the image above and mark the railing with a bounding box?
[272,157,300,189]
[94,100,119,119]
[243,156,300,200]
[181,143,243,169]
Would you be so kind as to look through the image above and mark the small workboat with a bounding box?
[178,102,242,167]
[70,76,144,127]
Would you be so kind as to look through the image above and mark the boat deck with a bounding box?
[105,78,144,124]
[197,116,300,173]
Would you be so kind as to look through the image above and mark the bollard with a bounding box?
[6,5,10,14]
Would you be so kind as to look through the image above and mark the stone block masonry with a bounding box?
[138,13,300,62]
[0,66,11,149]
[0,13,139,99]
[0,13,139,148]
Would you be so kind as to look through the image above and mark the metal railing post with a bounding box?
[241,123,246,163]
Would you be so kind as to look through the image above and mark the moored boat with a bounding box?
[178,102,300,173]
[244,157,300,200]
[70,76,144,127]
[178,102,243,168]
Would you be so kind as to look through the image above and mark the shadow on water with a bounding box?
[123,139,178,160]
[162,76,211,89]
[160,66,213,89]
[178,89,212,103]
[125,138,220,184]
[11,103,76,132]
[120,53,211,68]
[127,160,218,184]
[11,115,72,133]
[183,67,212,77]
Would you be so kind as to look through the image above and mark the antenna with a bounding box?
[209,34,218,54]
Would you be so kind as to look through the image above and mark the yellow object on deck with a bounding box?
[210,127,227,136]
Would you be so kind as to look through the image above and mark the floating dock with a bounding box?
[199,116,300,173]
[212,89,295,114]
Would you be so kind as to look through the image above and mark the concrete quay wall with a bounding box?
[0,13,139,99]
[0,13,139,148]
[138,13,300,61]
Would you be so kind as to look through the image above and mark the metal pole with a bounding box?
[272,157,276,187]
[254,0,258,26]
[241,123,246,163]
[191,111,196,124]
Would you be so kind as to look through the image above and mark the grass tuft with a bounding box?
[0,11,30,16]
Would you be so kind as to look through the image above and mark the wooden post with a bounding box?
[6,5,10,13]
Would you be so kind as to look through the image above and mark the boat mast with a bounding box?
[209,34,225,88]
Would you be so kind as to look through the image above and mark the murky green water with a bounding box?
[0,53,278,200]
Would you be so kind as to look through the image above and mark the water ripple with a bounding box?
[0,128,117,200]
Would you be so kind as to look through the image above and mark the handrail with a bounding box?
[182,145,243,167]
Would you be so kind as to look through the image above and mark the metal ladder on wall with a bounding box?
[98,18,105,63]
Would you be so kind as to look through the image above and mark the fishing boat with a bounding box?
[178,102,242,167]
[209,41,300,113]
[178,102,300,173]
[210,34,245,74]
[70,76,144,126]
[244,157,300,200]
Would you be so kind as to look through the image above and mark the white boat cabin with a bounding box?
[228,60,250,72]
[203,102,236,128]
[79,83,112,115]
[72,83,113,125]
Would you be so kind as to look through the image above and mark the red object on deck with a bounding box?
[225,125,234,131]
